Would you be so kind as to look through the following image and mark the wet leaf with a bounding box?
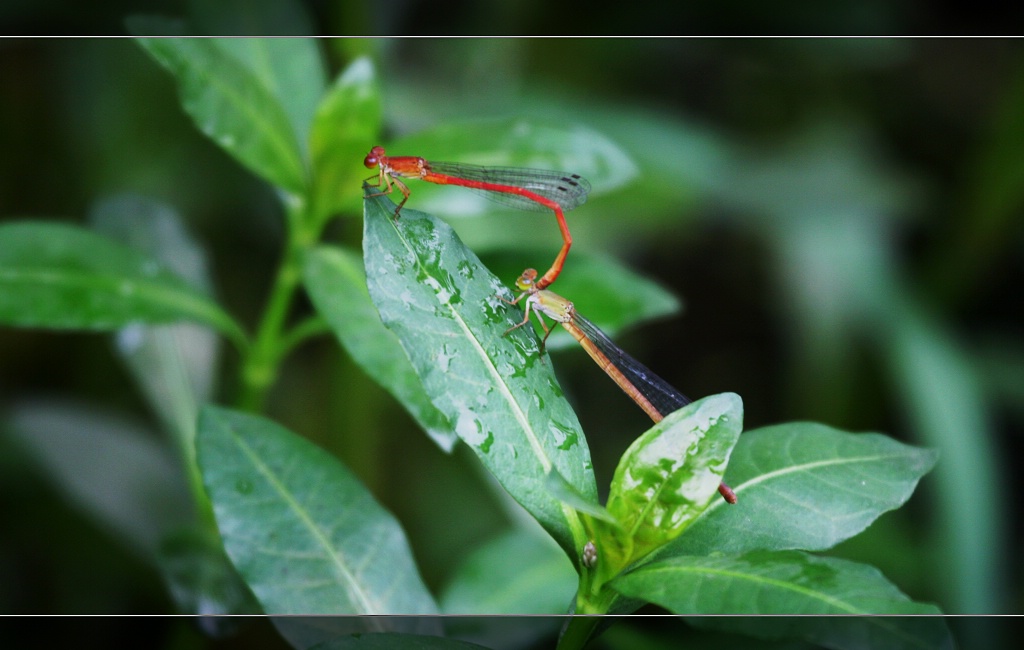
[362,189,596,564]
[594,393,742,582]
[662,422,938,557]
[130,21,307,195]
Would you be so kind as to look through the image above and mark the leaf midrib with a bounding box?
[222,417,385,619]
[635,563,933,647]
[151,38,305,193]
[0,267,233,330]
[387,212,552,473]
[701,451,919,518]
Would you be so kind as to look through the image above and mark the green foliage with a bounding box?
[309,57,381,223]
[0,221,245,346]
[130,23,309,196]
[362,191,597,562]
[666,422,939,556]
[196,406,439,617]
[4,27,983,650]
[587,394,743,588]
[612,552,949,648]
[440,529,577,614]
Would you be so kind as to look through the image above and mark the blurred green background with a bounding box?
[2,4,1023,649]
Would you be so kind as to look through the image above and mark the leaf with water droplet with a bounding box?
[362,189,597,565]
[592,393,743,583]
[661,421,939,558]
[129,22,307,196]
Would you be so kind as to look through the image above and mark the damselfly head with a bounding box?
[515,268,539,292]
[363,145,387,169]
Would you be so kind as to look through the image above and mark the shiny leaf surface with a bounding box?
[612,551,951,649]
[662,422,939,557]
[196,406,438,617]
[362,189,596,563]
[131,22,307,195]
[595,393,742,582]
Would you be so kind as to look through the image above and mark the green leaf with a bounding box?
[440,529,576,614]
[130,20,307,195]
[0,221,245,345]
[187,2,325,158]
[196,405,439,617]
[310,56,381,222]
[611,551,951,650]
[309,634,493,650]
[884,307,998,614]
[663,423,939,557]
[206,38,325,159]
[362,189,596,564]
[302,244,456,452]
[544,469,618,525]
[593,394,742,583]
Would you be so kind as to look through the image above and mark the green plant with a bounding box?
[0,32,952,650]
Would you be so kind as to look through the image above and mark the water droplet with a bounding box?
[455,410,489,449]
[479,431,494,453]
[550,422,578,450]
[235,479,253,495]
[436,345,456,372]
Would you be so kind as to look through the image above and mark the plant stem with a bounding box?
[236,204,316,411]
[555,567,622,650]
[557,614,605,650]
[278,315,330,357]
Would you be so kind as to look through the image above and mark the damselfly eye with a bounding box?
[364,145,387,169]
